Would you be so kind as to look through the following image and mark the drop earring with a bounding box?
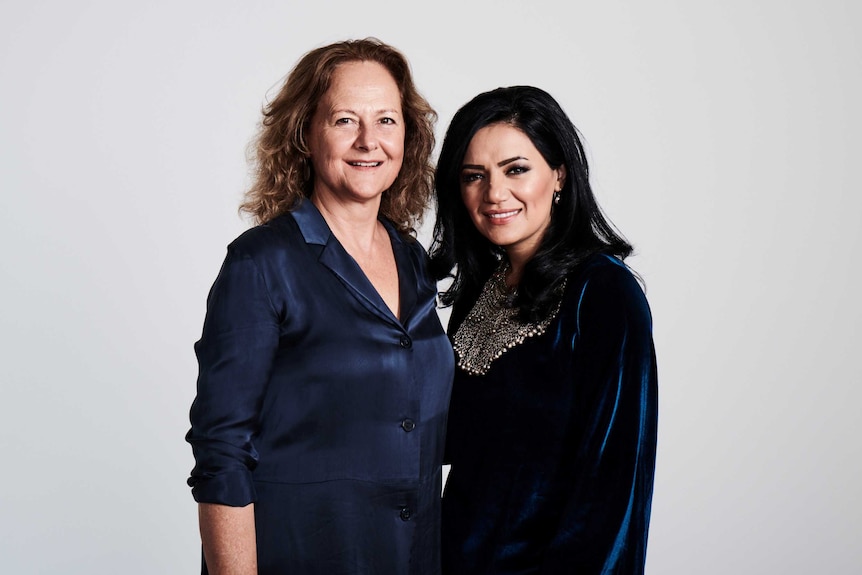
[553,190,561,205]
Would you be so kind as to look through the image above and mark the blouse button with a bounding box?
[401,418,416,432]
[399,507,412,521]
[399,336,412,349]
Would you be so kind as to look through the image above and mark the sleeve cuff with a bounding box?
[189,468,257,507]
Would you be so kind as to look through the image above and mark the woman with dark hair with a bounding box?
[186,38,453,575]
[430,86,657,574]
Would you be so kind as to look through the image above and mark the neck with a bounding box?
[312,193,383,254]
[503,253,530,288]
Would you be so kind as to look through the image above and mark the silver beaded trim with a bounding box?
[452,262,566,376]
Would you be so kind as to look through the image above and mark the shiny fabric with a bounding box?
[186,199,455,575]
[442,254,658,574]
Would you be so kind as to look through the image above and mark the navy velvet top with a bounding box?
[186,200,454,575]
[441,254,657,574]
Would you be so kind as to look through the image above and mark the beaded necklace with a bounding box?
[452,261,566,376]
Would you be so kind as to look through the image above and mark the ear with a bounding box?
[555,165,567,191]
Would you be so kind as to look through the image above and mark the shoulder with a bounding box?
[562,254,652,333]
[382,219,433,274]
[215,213,316,296]
[381,217,425,258]
[227,213,303,259]
[392,228,423,253]
[568,254,646,301]
[402,234,432,272]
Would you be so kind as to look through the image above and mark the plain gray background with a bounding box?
[2,0,860,573]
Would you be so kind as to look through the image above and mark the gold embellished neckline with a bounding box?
[452,261,566,376]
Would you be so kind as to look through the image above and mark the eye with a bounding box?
[380,116,397,125]
[461,172,484,184]
[335,117,354,125]
[506,164,529,175]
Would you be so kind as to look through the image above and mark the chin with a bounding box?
[481,231,517,247]
[346,186,388,201]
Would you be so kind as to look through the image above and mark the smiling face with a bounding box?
[460,123,565,269]
[307,60,405,206]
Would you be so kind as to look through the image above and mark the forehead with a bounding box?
[465,123,537,158]
[321,60,402,110]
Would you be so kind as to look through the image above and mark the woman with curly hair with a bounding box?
[186,38,453,575]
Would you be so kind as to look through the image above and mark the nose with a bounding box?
[483,172,508,203]
[355,124,378,151]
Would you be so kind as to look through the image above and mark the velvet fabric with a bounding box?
[442,254,657,574]
[186,199,455,575]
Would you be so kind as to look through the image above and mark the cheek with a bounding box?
[310,134,338,161]
[460,190,480,215]
[531,187,555,212]
[463,198,487,232]
[385,132,406,157]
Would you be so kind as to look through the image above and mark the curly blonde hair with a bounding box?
[240,38,437,234]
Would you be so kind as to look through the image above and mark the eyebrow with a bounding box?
[461,156,528,170]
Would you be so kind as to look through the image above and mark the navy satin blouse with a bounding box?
[442,254,658,574]
[186,200,454,575]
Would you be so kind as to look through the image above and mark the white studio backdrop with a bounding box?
[1,0,859,573]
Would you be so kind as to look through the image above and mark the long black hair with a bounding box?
[429,85,632,323]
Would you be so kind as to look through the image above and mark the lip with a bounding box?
[483,208,521,224]
[347,160,383,167]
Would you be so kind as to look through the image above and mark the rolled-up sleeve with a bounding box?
[185,245,280,507]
